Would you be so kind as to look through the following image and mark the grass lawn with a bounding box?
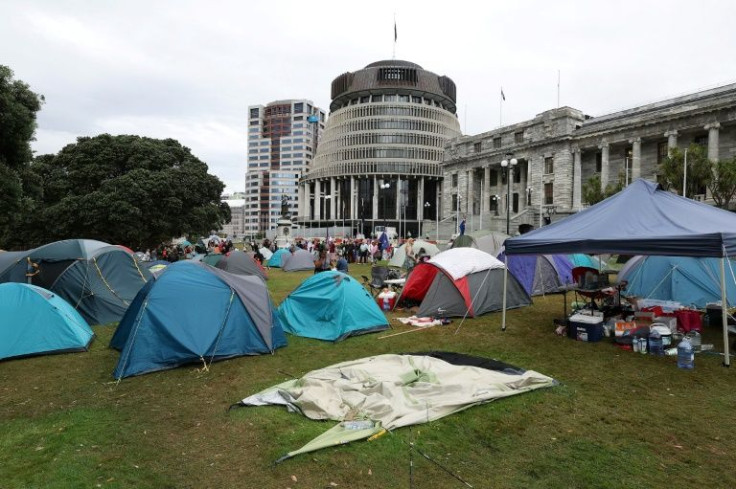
[1,263,735,488]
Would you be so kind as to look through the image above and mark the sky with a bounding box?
[2,0,736,194]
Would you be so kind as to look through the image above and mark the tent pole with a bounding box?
[501,254,508,331]
[720,256,731,367]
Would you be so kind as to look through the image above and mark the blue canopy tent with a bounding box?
[0,283,94,360]
[111,261,286,379]
[278,271,389,341]
[617,255,736,308]
[503,179,736,366]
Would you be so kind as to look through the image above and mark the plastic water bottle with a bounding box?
[382,296,390,311]
[343,420,375,430]
[632,336,640,353]
[649,329,663,356]
[639,337,647,354]
[677,338,694,370]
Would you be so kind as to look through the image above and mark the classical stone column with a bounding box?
[467,169,474,216]
[314,180,321,221]
[330,177,337,220]
[372,175,379,221]
[483,166,491,213]
[599,141,610,191]
[630,137,641,181]
[705,122,721,161]
[350,176,356,220]
[572,146,582,211]
[417,178,425,221]
[664,130,678,149]
[298,183,305,219]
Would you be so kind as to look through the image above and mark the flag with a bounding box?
[501,88,505,101]
[394,21,397,42]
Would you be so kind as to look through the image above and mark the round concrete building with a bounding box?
[297,60,461,238]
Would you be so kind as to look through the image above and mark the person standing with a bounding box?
[459,216,466,236]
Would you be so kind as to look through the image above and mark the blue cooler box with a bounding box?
[568,314,604,342]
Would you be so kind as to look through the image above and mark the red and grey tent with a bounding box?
[399,248,531,317]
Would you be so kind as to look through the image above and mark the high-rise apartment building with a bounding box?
[245,99,326,238]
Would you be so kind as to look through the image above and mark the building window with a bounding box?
[513,166,521,184]
[452,173,458,187]
[493,137,502,149]
[694,135,708,147]
[544,156,554,174]
[514,131,524,144]
[294,102,304,113]
[360,96,370,103]
[512,193,519,213]
[490,169,498,186]
[657,142,669,165]
[544,182,554,205]
[411,96,421,103]
[452,194,458,211]
[595,152,602,173]
[474,142,482,153]
[249,108,259,119]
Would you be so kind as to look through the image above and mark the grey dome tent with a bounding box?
[215,250,268,280]
[0,239,152,325]
[399,248,531,317]
[282,248,315,272]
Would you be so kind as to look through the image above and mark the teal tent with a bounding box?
[278,271,389,341]
[0,283,94,361]
[267,248,291,268]
[111,261,286,379]
[568,253,600,269]
[0,239,151,325]
[618,255,736,308]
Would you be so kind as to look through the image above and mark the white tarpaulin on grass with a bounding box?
[235,353,556,461]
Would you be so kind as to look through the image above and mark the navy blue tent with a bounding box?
[503,179,736,365]
[111,261,286,379]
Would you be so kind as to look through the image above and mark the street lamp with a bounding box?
[421,201,431,238]
[500,153,518,235]
[491,195,500,216]
[380,181,391,231]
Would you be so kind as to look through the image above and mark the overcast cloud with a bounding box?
[2,0,736,193]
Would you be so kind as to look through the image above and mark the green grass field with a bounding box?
[2,263,735,488]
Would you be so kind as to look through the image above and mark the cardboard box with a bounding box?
[568,314,604,342]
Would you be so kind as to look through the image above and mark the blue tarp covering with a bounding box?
[504,180,736,257]
[111,261,286,379]
[278,271,389,341]
[618,255,736,308]
[0,283,94,360]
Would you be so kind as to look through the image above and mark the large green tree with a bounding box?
[581,174,625,206]
[0,65,44,234]
[657,144,711,198]
[15,134,230,250]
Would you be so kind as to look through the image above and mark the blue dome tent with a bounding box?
[618,255,736,308]
[267,248,291,268]
[278,271,389,341]
[111,261,286,379]
[497,252,573,296]
[0,283,94,361]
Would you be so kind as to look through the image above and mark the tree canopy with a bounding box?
[0,66,43,233]
[5,134,230,250]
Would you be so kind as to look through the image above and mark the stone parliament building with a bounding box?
[296,57,736,238]
[445,82,736,234]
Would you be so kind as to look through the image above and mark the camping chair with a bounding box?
[362,265,389,297]
[571,266,608,312]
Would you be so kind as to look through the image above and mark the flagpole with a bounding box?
[557,70,561,108]
[499,90,502,127]
[393,14,397,59]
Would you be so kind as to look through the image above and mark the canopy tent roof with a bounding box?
[504,179,736,257]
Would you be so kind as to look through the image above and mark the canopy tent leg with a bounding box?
[501,254,508,332]
[721,257,731,367]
